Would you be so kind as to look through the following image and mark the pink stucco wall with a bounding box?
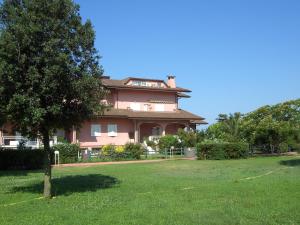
[111,90,177,112]
[78,118,134,147]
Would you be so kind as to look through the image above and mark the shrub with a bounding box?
[115,146,124,153]
[124,143,144,159]
[278,142,289,153]
[196,142,249,160]
[158,135,179,151]
[101,144,115,156]
[0,149,47,170]
[52,143,80,163]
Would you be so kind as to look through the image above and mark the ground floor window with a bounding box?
[91,124,101,137]
[108,124,118,137]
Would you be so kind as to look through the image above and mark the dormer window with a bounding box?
[132,80,141,86]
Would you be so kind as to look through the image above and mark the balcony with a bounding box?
[0,136,57,149]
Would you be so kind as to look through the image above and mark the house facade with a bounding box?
[0,75,207,149]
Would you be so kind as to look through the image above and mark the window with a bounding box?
[155,104,164,112]
[141,81,147,86]
[91,124,101,137]
[130,102,140,111]
[152,127,161,136]
[108,124,117,137]
[132,80,141,86]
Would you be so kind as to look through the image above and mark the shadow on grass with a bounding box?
[0,170,42,177]
[279,159,300,167]
[10,174,119,196]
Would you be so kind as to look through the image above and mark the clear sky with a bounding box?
[75,0,300,125]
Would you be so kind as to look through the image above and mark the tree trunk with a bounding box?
[42,130,52,198]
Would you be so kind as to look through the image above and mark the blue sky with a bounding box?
[75,0,300,125]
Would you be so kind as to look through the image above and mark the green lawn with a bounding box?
[0,156,299,225]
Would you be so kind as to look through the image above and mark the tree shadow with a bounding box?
[279,159,300,167]
[10,174,119,196]
[0,170,43,177]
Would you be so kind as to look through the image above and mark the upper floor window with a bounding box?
[91,124,101,137]
[108,124,117,137]
[132,80,141,86]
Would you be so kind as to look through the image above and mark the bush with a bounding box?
[278,142,289,153]
[196,142,249,160]
[0,149,47,170]
[158,135,179,151]
[52,143,80,163]
[124,143,144,159]
[98,143,144,160]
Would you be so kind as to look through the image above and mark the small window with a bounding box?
[91,124,101,137]
[108,124,117,137]
[132,81,141,86]
[141,81,147,86]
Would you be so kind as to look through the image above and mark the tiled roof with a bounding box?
[101,78,191,92]
[98,108,206,122]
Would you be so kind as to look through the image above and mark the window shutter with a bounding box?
[91,124,101,137]
[108,124,117,137]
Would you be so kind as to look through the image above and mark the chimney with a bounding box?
[167,75,176,88]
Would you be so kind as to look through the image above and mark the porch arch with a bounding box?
[139,122,163,142]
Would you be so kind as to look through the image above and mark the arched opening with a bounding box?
[139,122,163,142]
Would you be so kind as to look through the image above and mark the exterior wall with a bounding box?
[78,118,134,148]
[165,123,185,134]
[116,90,177,112]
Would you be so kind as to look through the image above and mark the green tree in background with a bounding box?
[0,0,107,198]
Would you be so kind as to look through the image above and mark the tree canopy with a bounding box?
[204,99,300,152]
[0,0,107,197]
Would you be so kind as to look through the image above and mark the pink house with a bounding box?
[0,75,207,149]
[71,75,206,148]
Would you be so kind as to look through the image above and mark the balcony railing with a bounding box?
[1,136,57,149]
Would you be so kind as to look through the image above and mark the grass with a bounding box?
[0,156,299,225]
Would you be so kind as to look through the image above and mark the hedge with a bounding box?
[196,142,249,160]
[0,149,47,170]
[52,143,80,163]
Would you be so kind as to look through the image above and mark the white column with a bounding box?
[72,126,77,144]
[186,123,190,132]
[134,120,139,143]
[161,124,166,136]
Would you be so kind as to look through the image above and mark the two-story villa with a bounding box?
[0,75,207,149]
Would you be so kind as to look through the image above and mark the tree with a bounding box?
[241,99,300,152]
[0,0,107,198]
[216,112,243,141]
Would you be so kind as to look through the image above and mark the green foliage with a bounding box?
[196,142,249,160]
[99,143,144,160]
[0,149,47,170]
[241,99,300,152]
[53,143,80,163]
[158,135,179,150]
[123,143,144,160]
[0,0,107,196]
[278,143,289,153]
[203,99,300,153]
[0,0,107,135]
[177,129,197,147]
